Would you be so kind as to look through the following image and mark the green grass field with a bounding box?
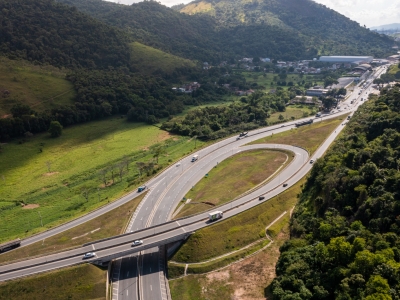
[0,56,76,116]
[0,264,106,300]
[130,42,196,75]
[241,71,324,92]
[268,105,316,124]
[0,117,205,242]
[174,149,290,218]
[250,114,347,154]
[0,192,146,264]
[388,63,400,76]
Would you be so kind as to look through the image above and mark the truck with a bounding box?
[295,119,313,128]
[209,211,223,221]
[191,154,199,162]
[0,238,21,253]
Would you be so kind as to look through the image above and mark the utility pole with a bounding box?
[38,211,43,227]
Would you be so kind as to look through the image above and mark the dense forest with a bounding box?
[56,0,394,62]
[0,0,130,69]
[271,85,400,299]
[162,89,291,139]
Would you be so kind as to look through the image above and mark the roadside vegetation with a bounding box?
[249,114,348,154]
[174,149,290,218]
[0,117,205,243]
[0,264,105,300]
[271,84,400,298]
[169,206,292,300]
[0,192,146,264]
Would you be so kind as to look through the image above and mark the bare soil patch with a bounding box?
[43,172,59,176]
[22,204,40,209]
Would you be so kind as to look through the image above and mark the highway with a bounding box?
[0,65,389,300]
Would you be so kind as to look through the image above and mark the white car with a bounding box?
[132,240,143,247]
[83,252,95,259]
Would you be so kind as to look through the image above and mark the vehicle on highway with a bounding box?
[310,159,314,164]
[176,162,181,167]
[236,137,240,140]
[0,238,21,253]
[239,132,248,137]
[83,252,95,259]
[209,211,223,221]
[361,98,364,101]
[132,240,143,247]
[259,196,265,200]
[283,183,288,187]
[191,154,199,162]
[347,115,351,120]
[137,185,146,192]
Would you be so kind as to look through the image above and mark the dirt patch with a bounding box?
[43,172,59,176]
[22,204,40,209]
[206,270,230,282]
[201,227,289,300]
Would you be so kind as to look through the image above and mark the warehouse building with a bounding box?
[319,56,374,63]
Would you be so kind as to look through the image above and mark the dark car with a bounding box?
[283,183,288,187]
[259,196,265,200]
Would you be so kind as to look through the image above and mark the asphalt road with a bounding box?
[0,65,389,299]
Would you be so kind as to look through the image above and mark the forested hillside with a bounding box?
[0,0,130,69]
[271,86,400,299]
[180,0,395,58]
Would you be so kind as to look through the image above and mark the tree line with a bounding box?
[271,84,400,299]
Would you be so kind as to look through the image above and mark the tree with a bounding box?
[152,146,166,163]
[278,114,284,121]
[117,162,125,182]
[48,121,63,138]
[322,97,336,111]
[81,186,90,202]
[98,169,108,186]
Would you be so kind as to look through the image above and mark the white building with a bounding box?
[319,56,373,63]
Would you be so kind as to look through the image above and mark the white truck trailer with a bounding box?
[209,211,223,221]
[191,154,199,162]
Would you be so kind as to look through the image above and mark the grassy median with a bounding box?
[174,149,291,218]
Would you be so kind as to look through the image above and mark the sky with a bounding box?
[106,0,400,28]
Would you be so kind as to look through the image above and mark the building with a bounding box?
[306,88,329,97]
[319,56,373,63]
[290,96,322,105]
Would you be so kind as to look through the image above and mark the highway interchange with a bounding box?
[0,65,389,300]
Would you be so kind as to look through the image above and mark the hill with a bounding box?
[56,0,222,62]
[129,42,196,75]
[271,87,400,298]
[0,57,76,117]
[180,0,395,58]
[0,0,130,69]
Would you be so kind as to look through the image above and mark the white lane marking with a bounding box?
[146,207,148,210]
[92,244,95,250]
[151,285,152,291]
[127,290,128,296]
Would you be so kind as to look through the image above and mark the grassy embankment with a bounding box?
[387,63,400,76]
[0,56,76,116]
[168,115,346,274]
[250,114,348,154]
[169,217,291,300]
[0,264,106,300]
[130,42,196,75]
[0,191,146,264]
[174,149,291,218]
[0,117,205,243]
